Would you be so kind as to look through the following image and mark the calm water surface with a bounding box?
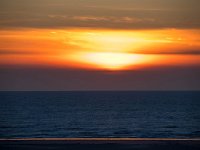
[0,91,200,138]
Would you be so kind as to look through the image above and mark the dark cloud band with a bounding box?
[0,0,200,29]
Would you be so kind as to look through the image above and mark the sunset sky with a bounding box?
[0,0,200,90]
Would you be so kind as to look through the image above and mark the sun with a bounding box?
[83,52,144,70]
[70,52,151,70]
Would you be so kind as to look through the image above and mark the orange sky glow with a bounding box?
[0,29,200,70]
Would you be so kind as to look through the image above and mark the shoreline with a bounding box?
[1,137,200,140]
[1,138,200,150]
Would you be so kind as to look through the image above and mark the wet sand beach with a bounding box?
[0,138,200,150]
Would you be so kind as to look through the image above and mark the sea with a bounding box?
[0,91,200,138]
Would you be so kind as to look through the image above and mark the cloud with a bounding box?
[48,14,151,23]
[85,5,170,12]
[1,66,200,91]
[0,49,50,55]
[71,16,109,22]
[133,49,200,55]
[0,0,200,29]
[67,15,154,24]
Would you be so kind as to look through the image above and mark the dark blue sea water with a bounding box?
[0,91,200,138]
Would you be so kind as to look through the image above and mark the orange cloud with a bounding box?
[0,28,200,70]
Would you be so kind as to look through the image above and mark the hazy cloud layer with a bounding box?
[0,66,200,91]
[133,49,200,55]
[0,0,200,29]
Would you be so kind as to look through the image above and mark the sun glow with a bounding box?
[64,30,160,70]
[71,52,152,70]
[84,52,139,69]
